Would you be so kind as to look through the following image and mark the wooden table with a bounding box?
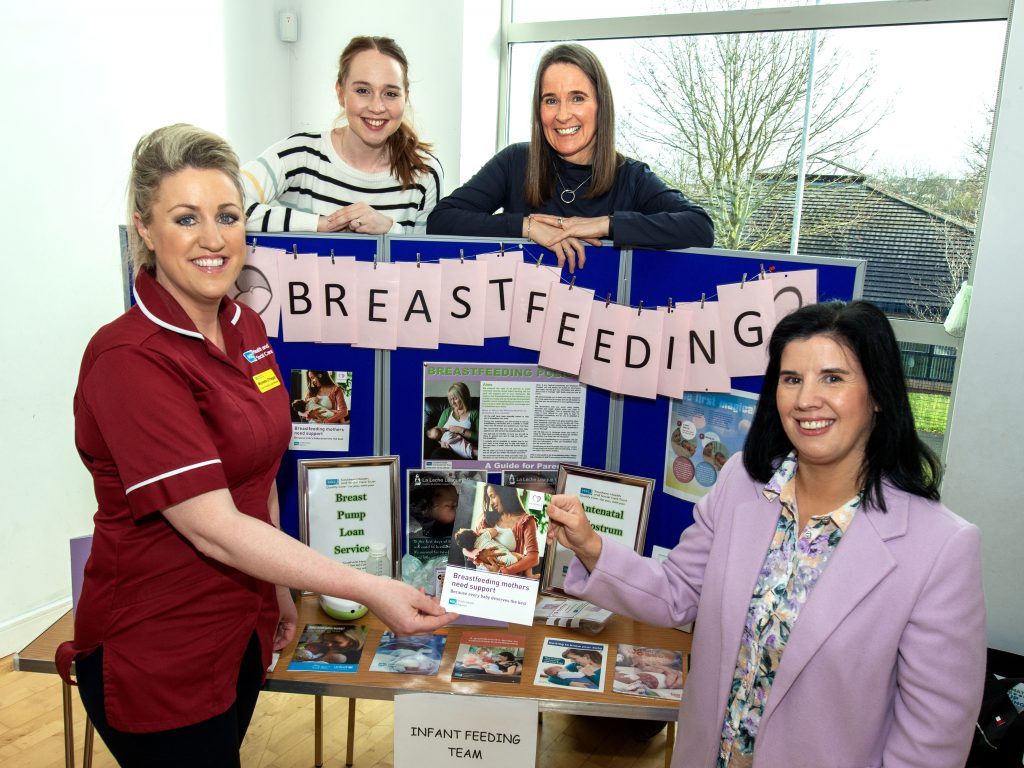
[15,596,691,767]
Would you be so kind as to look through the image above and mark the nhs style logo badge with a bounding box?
[326,479,340,487]
[242,344,273,364]
[580,488,593,496]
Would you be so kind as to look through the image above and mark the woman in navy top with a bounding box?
[427,43,713,272]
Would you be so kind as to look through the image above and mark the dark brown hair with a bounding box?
[563,647,603,665]
[337,36,434,188]
[743,300,942,512]
[524,43,621,207]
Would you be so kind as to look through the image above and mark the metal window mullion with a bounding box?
[506,0,1010,44]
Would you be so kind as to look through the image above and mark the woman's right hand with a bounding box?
[546,494,603,572]
[362,577,459,635]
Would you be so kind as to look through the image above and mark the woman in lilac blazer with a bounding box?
[549,301,985,768]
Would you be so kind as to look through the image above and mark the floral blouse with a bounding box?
[717,453,861,768]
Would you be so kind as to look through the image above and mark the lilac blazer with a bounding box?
[565,456,985,768]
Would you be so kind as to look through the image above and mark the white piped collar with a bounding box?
[133,269,241,340]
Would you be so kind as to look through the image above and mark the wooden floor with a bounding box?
[0,654,673,767]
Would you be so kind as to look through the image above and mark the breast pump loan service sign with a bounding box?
[394,692,537,768]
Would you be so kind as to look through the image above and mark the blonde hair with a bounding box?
[127,123,242,275]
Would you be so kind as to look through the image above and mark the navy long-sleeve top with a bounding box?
[427,143,714,250]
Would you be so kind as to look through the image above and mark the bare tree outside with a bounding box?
[619,4,881,249]
[902,219,974,322]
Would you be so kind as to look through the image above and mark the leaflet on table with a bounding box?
[613,643,686,700]
[534,636,608,691]
[422,362,586,471]
[664,389,759,502]
[451,631,526,685]
[401,469,487,594]
[287,624,368,672]
[288,369,352,451]
[439,481,551,625]
[533,596,613,635]
[368,631,448,675]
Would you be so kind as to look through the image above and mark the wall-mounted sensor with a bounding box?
[279,11,298,43]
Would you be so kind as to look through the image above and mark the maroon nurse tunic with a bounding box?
[57,268,290,733]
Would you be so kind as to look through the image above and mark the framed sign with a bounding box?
[298,456,401,576]
[542,464,654,596]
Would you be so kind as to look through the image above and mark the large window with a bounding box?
[502,0,1009,443]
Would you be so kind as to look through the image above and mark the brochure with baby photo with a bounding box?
[402,470,486,595]
[534,637,608,692]
[287,623,368,673]
[451,631,526,684]
[613,643,686,700]
[368,630,448,676]
[439,481,551,626]
[288,369,352,451]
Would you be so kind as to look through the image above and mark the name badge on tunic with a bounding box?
[253,370,282,393]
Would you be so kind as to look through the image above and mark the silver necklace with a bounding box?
[556,172,592,204]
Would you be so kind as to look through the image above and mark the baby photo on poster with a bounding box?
[289,369,352,451]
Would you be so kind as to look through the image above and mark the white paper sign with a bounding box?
[304,463,395,568]
[548,473,648,592]
[440,565,538,626]
[394,692,537,768]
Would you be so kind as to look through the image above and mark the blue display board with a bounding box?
[118,230,862,555]
[385,235,624,544]
[249,233,381,539]
[621,247,863,555]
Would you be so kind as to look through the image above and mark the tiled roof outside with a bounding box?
[742,174,975,320]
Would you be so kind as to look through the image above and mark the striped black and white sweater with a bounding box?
[241,129,443,234]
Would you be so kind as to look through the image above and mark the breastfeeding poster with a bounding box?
[663,390,758,502]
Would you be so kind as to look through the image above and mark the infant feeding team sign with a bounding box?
[394,692,537,768]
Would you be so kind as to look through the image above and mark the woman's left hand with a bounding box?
[532,214,610,245]
[326,202,395,235]
[546,494,603,572]
[273,585,298,650]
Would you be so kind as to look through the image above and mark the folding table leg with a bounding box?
[664,720,676,768]
[346,697,356,766]
[315,694,323,768]
[61,681,75,768]
[83,717,94,768]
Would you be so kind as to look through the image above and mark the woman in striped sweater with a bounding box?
[242,35,442,235]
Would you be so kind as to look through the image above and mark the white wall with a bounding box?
[943,7,1024,656]
[0,0,290,655]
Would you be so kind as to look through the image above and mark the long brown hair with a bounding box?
[337,35,434,188]
[524,43,621,207]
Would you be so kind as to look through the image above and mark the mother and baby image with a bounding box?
[289,369,350,424]
[423,381,479,460]
[448,483,545,580]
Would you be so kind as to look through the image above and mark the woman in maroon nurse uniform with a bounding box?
[59,124,453,767]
